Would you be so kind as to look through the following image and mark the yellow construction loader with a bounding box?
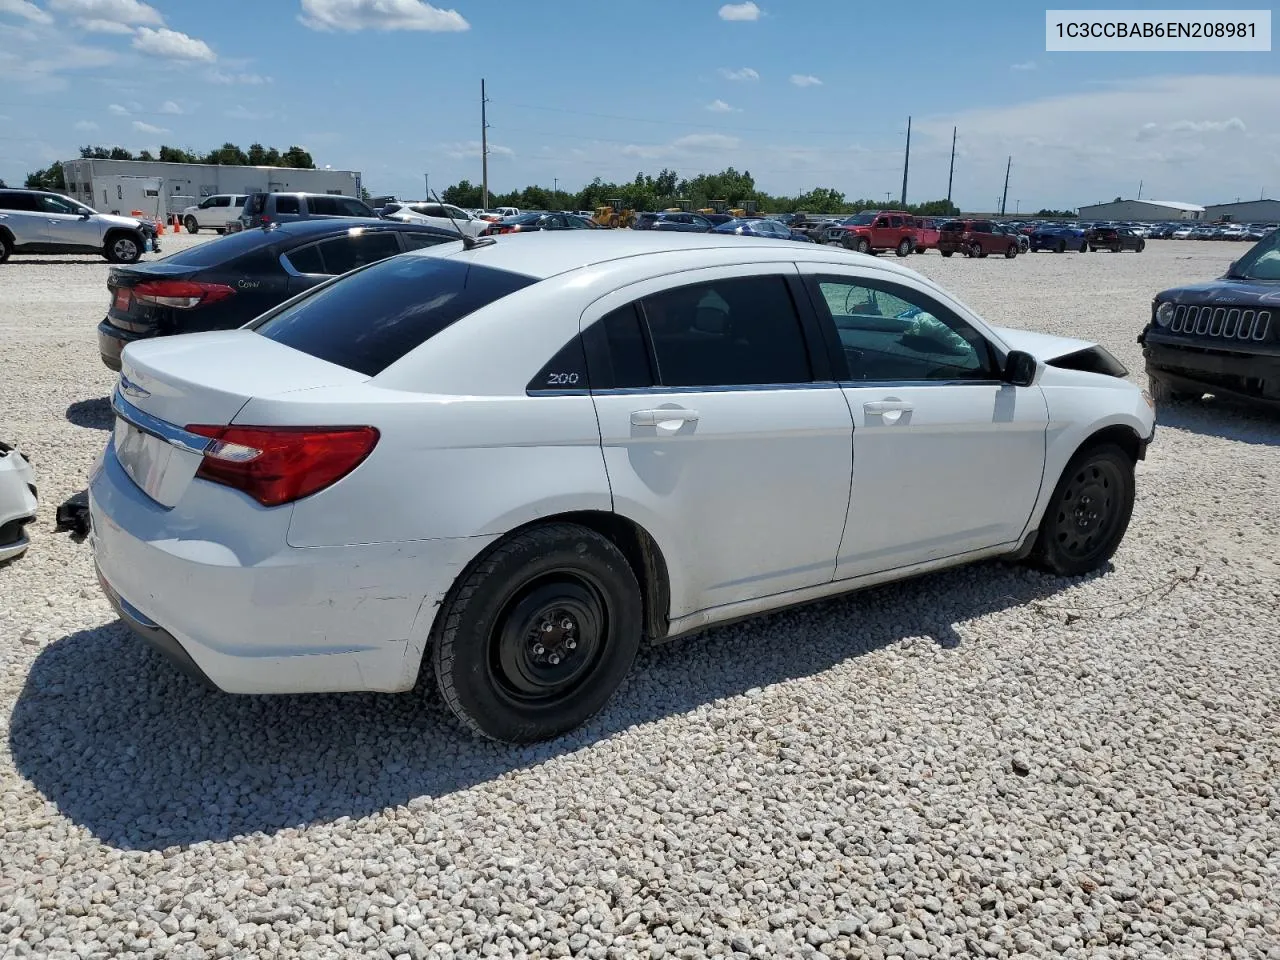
[592,199,636,228]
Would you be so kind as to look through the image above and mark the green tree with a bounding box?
[204,142,249,165]
[246,143,269,166]
[442,179,483,207]
[281,146,315,169]
[158,145,199,163]
[264,147,282,166]
[138,149,155,161]
[25,161,66,191]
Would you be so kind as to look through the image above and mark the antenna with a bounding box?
[1000,156,1011,216]
[946,126,957,205]
[899,116,911,208]
[430,190,494,250]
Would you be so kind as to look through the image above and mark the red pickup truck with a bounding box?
[826,210,917,256]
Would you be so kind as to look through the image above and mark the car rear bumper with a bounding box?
[98,318,155,371]
[88,439,496,694]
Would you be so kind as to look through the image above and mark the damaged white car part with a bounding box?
[0,441,38,562]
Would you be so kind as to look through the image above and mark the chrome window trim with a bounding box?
[278,250,327,279]
[110,388,211,456]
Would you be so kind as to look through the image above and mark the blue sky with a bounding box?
[0,0,1276,210]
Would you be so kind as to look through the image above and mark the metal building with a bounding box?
[60,158,363,220]
[1202,199,1280,223]
[1076,199,1204,221]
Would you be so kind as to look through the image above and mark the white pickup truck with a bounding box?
[180,195,248,234]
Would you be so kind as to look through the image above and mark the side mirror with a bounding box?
[1003,349,1037,387]
[81,211,92,219]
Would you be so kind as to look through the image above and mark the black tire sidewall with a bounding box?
[0,234,11,264]
[432,524,642,742]
[184,217,199,234]
[105,232,142,264]
[1033,444,1136,576]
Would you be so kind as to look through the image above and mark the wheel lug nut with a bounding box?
[532,643,545,655]
[541,622,554,633]
[560,618,574,630]
[548,653,561,665]
[565,638,577,650]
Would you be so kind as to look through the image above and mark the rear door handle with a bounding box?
[631,408,699,429]
[863,400,914,414]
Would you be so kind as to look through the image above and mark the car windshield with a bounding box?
[845,213,876,226]
[252,254,538,376]
[1229,230,1280,281]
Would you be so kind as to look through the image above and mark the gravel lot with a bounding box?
[1,236,1277,959]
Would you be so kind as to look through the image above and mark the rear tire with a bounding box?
[895,238,912,257]
[1137,240,1145,252]
[1057,239,1067,253]
[431,522,643,743]
[0,233,11,264]
[967,241,982,258]
[1030,443,1135,577]
[1079,239,1088,253]
[1005,243,1018,259]
[184,216,199,235]
[940,250,953,257]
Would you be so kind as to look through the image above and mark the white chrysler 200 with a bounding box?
[90,230,1155,742]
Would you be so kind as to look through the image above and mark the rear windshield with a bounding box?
[243,194,267,215]
[252,254,537,376]
[940,221,964,232]
[154,228,276,267]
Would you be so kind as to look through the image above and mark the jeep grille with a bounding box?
[1169,305,1270,341]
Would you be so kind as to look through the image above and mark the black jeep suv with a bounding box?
[1138,228,1279,409]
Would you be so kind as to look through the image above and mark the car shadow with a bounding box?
[66,398,113,431]
[1157,399,1280,445]
[10,560,1085,851]
[7,258,109,266]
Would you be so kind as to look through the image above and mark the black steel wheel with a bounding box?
[432,522,642,742]
[1031,443,1135,576]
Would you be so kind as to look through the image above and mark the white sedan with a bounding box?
[89,232,1155,742]
[380,201,489,238]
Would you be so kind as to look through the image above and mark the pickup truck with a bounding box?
[826,210,917,256]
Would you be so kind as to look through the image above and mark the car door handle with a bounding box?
[631,408,699,428]
[863,400,914,414]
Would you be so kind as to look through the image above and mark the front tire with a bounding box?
[967,241,982,258]
[940,250,953,257]
[855,237,871,254]
[1005,243,1018,259]
[0,233,11,264]
[184,216,199,234]
[1030,444,1135,577]
[431,522,643,743]
[1057,239,1067,253]
[1136,240,1145,252]
[1079,239,1088,253]
[104,232,142,264]
[1148,374,1194,405]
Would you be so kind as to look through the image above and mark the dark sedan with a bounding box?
[98,219,456,370]
[711,218,814,242]
[481,212,597,236]
[1030,223,1088,253]
[1087,226,1146,252]
[632,212,714,233]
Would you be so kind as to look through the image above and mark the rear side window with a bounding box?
[402,231,452,250]
[275,195,301,214]
[252,256,537,376]
[640,277,813,388]
[243,194,267,215]
[316,231,403,274]
[307,195,340,216]
[0,192,38,211]
[156,228,277,268]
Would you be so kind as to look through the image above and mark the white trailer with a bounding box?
[93,175,166,220]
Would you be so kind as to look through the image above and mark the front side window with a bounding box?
[39,194,82,215]
[812,277,995,383]
[337,197,373,217]
[212,196,230,208]
[639,277,813,388]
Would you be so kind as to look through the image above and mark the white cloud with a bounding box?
[77,18,135,33]
[131,119,167,134]
[1137,117,1247,140]
[74,119,99,131]
[620,132,741,160]
[0,0,53,24]
[1011,60,1036,71]
[718,66,758,81]
[208,69,271,85]
[107,102,129,114]
[299,0,468,32]
[225,105,274,121]
[438,140,513,160]
[706,99,740,113]
[48,0,161,24]
[132,26,216,61]
[718,1,760,21]
[790,74,822,87]
[158,99,181,114]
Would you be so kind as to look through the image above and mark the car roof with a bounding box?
[254,217,456,239]
[417,229,927,282]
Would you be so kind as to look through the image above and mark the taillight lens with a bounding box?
[133,280,236,310]
[184,425,379,507]
[112,288,132,312]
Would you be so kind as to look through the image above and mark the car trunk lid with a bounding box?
[112,331,368,506]
[107,262,202,333]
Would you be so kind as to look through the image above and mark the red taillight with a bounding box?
[112,288,132,312]
[133,280,236,310]
[184,425,379,507]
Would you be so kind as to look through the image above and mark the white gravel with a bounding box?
[2,237,1278,959]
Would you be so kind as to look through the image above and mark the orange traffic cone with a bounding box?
[172,215,182,234]
[155,218,165,235]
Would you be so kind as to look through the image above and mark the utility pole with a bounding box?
[884,191,891,205]
[424,173,429,199]
[1137,180,1143,200]
[553,177,558,208]
[481,78,490,209]
[899,115,911,208]
[946,126,957,205]
[999,156,1011,216]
